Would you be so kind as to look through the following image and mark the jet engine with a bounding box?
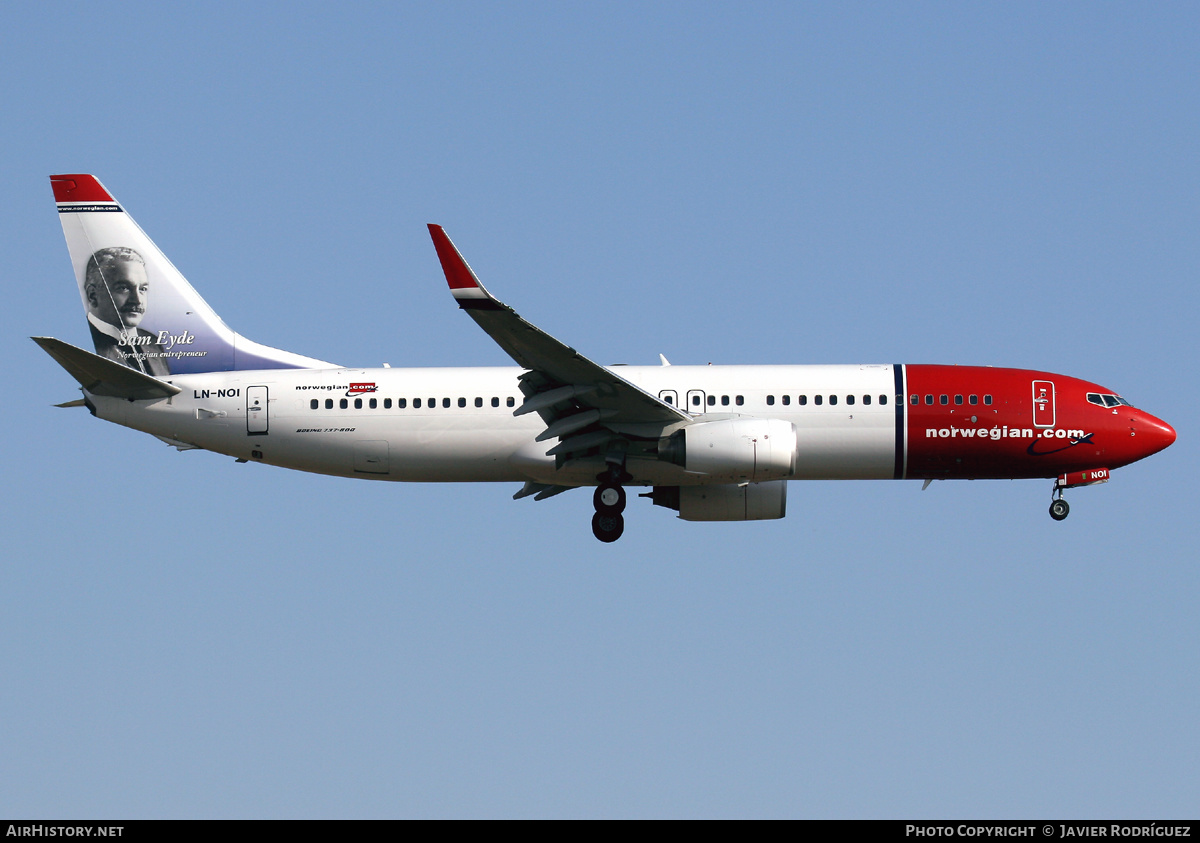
[647,481,788,521]
[658,418,798,482]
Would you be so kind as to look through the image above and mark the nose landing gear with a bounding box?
[1049,495,1070,521]
[1048,468,1109,522]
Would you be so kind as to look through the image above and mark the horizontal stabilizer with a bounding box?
[32,336,181,400]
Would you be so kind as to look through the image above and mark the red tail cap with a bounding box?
[50,174,114,203]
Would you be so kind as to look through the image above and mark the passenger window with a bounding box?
[385,398,392,409]
[507,397,515,407]
[692,394,701,407]
[398,398,406,409]
[863,395,871,405]
[370,398,378,409]
[442,398,450,408]
[707,395,716,406]
[492,397,499,408]
[880,395,888,405]
[940,395,948,405]
[846,394,855,405]
[969,395,978,405]
[735,395,744,406]
[721,395,730,406]
[954,395,963,405]
[354,398,362,409]
[925,395,934,405]
[475,397,483,408]
[664,395,674,405]
[325,399,333,409]
[340,398,348,409]
[984,395,993,405]
[799,395,807,406]
[782,395,791,406]
[458,397,466,408]
[911,394,919,405]
[829,395,837,406]
[814,395,823,406]
[310,399,318,410]
[414,398,422,408]
[766,395,775,406]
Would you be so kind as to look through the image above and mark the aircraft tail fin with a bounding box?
[32,336,181,401]
[50,175,335,376]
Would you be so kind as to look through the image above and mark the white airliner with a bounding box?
[37,175,1176,541]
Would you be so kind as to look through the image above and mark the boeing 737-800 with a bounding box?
[36,175,1176,542]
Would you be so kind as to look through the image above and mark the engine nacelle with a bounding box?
[659,417,798,482]
[648,481,788,521]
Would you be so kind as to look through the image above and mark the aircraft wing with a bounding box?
[428,225,689,459]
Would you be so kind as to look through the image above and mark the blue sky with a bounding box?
[2,1,1197,818]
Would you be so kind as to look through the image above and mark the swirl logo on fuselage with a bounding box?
[1026,431,1094,456]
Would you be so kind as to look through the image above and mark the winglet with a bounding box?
[427,224,500,309]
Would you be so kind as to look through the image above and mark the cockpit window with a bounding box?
[1088,392,1133,408]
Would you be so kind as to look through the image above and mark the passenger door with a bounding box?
[246,385,269,435]
[1032,380,1055,428]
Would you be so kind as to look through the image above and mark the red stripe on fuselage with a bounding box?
[903,365,1171,479]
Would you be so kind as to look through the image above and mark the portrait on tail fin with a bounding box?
[82,246,171,376]
[53,173,335,375]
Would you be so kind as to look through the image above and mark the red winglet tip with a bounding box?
[428,224,480,290]
[50,174,114,203]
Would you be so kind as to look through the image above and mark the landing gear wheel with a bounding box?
[593,483,627,515]
[592,512,625,543]
[1049,499,1070,521]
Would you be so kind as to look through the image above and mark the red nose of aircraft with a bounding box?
[1137,413,1176,460]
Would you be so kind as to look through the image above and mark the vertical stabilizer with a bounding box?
[51,175,334,375]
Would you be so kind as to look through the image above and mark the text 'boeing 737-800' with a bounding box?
[35,175,1176,541]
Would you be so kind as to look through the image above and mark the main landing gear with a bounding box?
[591,467,630,543]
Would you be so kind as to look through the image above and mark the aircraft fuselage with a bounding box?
[42,174,1176,540]
[89,362,1175,488]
